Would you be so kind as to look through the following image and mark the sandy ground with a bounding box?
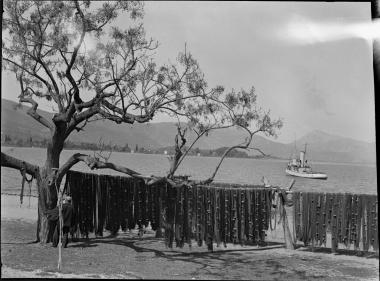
[1,194,379,280]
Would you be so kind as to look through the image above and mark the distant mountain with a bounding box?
[289,130,376,163]
[1,98,376,164]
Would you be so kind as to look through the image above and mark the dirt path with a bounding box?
[1,194,379,280]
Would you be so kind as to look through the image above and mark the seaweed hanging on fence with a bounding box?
[232,188,238,244]
[214,188,221,247]
[362,194,370,252]
[95,174,106,236]
[66,170,378,254]
[355,194,363,251]
[291,191,378,253]
[120,177,128,232]
[331,193,340,252]
[194,185,201,246]
[187,184,194,246]
[257,189,265,242]
[64,171,360,251]
[146,183,153,229]
[342,193,352,248]
[225,188,232,244]
[198,186,204,245]
[221,188,227,245]
[79,172,90,237]
[349,194,358,246]
[141,180,149,228]
[127,177,135,230]
[238,188,244,244]
[320,193,327,245]
[164,183,176,248]
[219,188,224,244]
[106,176,119,235]
[133,178,142,230]
[259,189,267,242]
[371,197,378,253]
[293,192,301,241]
[247,189,254,242]
[205,187,213,250]
[310,192,317,248]
[183,185,191,246]
[174,185,183,248]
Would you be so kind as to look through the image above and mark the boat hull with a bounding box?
[285,169,328,180]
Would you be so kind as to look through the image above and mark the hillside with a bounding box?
[0,99,284,152]
[1,99,53,141]
[1,98,376,164]
[291,130,376,163]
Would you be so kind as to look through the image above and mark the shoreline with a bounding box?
[1,145,376,166]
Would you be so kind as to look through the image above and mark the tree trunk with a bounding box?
[35,138,64,243]
[2,120,69,244]
[35,170,56,243]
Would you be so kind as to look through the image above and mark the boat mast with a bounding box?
[299,142,307,167]
[289,133,297,162]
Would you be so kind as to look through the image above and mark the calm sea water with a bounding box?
[1,146,377,195]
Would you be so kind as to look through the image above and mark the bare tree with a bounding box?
[1,0,282,244]
[166,86,283,184]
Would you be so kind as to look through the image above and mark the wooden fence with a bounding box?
[64,170,378,254]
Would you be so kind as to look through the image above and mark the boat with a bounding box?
[285,143,327,180]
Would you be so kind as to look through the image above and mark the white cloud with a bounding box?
[280,16,380,46]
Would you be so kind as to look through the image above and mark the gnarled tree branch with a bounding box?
[199,127,260,185]
[1,152,39,177]
[199,144,249,185]
[100,99,153,123]
[167,126,187,178]
[64,105,100,138]
[19,96,54,132]
[57,153,155,184]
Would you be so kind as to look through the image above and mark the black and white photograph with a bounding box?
[1,0,378,279]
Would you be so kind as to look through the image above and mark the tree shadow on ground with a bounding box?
[67,235,290,279]
[74,235,279,254]
[69,234,285,255]
[70,231,379,255]
[294,244,378,259]
[1,241,38,245]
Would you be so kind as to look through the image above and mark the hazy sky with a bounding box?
[1,1,376,143]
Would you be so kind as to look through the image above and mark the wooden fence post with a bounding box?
[281,179,295,250]
[281,200,295,250]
